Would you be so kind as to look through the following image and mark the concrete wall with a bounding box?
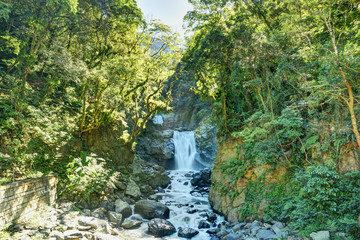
[0,175,58,225]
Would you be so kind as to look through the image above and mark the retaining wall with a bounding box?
[0,175,58,225]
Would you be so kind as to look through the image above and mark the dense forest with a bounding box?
[0,0,360,239]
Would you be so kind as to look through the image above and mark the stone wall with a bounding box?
[0,175,58,225]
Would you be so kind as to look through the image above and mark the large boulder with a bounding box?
[114,199,132,218]
[134,200,170,220]
[147,218,176,237]
[191,168,212,187]
[107,211,123,224]
[178,227,199,238]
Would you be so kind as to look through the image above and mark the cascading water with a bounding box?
[173,131,197,170]
[151,130,223,239]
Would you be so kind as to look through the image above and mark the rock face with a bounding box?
[134,200,170,220]
[209,138,286,222]
[147,218,176,237]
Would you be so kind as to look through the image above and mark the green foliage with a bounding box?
[264,163,360,238]
[0,0,180,183]
[61,152,118,204]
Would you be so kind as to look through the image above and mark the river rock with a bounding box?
[121,220,142,229]
[310,231,330,240]
[114,199,132,218]
[50,231,64,240]
[256,229,278,239]
[77,216,99,228]
[178,227,199,238]
[107,211,123,224]
[91,207,107,219]
[94,233,120,240]
[125,179,142,200]
[63,230,83,240]
[206,211,217,222]
[198,220,211,229]
[191,168,212,187]
[134,200,170,219]
[147,218,176,237]
[225,233,240,240]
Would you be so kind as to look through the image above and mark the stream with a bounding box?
[158,131,223,239]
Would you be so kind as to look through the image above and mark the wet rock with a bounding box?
[198,220,211,229]
[178,227,199,238]
[206,211,217,222]
[121,220,142,229]
[256,229,278,239]
[310,231,330,240]
[147,218,176,237]
[114,199,132,218]
[107,211,123,224]
[191,168,212,187]
[125,179,142,200]
[148,194,163,200]
[210,237,221,240]
[134,200,170,220]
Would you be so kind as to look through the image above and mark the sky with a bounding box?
[136,0,193,39]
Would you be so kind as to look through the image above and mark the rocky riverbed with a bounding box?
[2,169,326,240]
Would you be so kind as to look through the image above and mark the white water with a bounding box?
[173,131,197,170]
[160,170,223,240]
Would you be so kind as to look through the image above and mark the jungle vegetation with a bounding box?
[0,0,359,238]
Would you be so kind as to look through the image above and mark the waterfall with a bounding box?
[173,131,197,170]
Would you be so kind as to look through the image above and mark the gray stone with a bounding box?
[134,200,170,220]
[63,230,83,239]
[94,233,120,240]
[82,209,91,216]
[232,222,247,231]
[178,227,199,238]
[148,218,176,237]
[121,220,142,229]
[107,211,123,224]
[114,180,127,190]
[114,199,132,218]
[272,223,288,237]
[263,223,272,229]
[50,231,64,240]
[148,194,163,200]
[256,229,278,239]
[250,225,262,235]
[78,216,99,228]
[125,179,142,200]
[310,231,330,240]
[91,207,107,219]
[224,233,239,240]
[77,225,92,231]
